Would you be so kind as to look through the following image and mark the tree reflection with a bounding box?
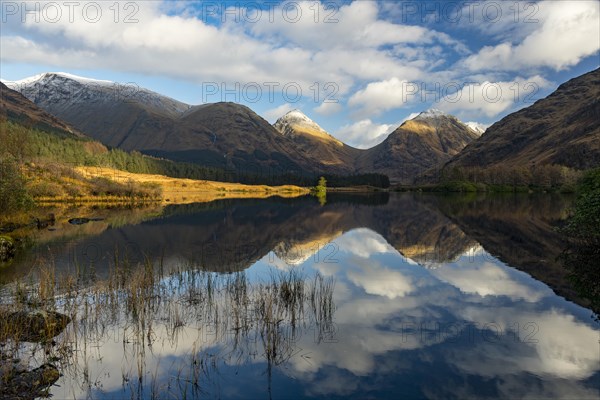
[560,169,600,321]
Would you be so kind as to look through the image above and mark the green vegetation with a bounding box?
[0,158,33,213]
[1,121,391,202]
[311,176,327,205]
[323,173,390,188]
[560,168,600,321]
[419,165,584,193]
[0,121,162,211]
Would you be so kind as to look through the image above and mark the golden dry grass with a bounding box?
[291,124,344,147]
[75,167,309,204]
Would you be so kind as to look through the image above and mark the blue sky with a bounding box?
[1,0,599,148]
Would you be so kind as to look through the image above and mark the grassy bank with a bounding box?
[0,120,309,213]
[75,167,309,205]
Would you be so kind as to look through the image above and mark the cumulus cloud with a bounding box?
[1,0,596,129]
[464,1,600,71]
[430,261,548,302]
[346,259,414,299]
[0,0,457,105]
[435,75,551,118]
[334,119,399,148]
[334,228,396,257]
[347,77,413,117]
[314,101,342,116]
[249,1,441,51]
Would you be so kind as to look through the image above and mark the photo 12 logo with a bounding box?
[1,1,342,24]
[402,80,540,104]
[197,1,340,24]
[1,1,140,24]
[400,321,539,345]
[200,81,339,104]
[399,1,539,24]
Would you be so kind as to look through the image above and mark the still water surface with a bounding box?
[3,193,599,399]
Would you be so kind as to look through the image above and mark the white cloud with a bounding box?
[334,119,399,148]
[450,307,600,379]
[346,260,414,299]
[464,1,600,71]
[435,75,551,118]
[314,101,342,116]
[348,77,412,117]
[1,0,597,130]
[335,228,396,258]
[249,1,438,51]
[430,261,548,302]
[0,0,458,106]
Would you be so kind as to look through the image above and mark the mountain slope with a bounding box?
[3,73,317,174]
[273,110,363,172]
[3,73,189,150]
[0,82,83,137]
[445,68,600,171]
[357,109,480,184]
[3,72,489,182]
[168,102,313,172]
[3,72,189,116]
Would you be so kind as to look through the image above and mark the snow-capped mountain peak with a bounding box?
[3,72,114,89]
[409,109,486,136]
[413,108,451,120]
[275,109,320,127]
[273,109,342,145]
[2,72,190,115]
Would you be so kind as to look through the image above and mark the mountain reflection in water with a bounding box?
[1,193,598,399]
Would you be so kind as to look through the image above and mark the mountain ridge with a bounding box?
[0,81,84,138]
[443,67,600,172]
[4,68,599,187]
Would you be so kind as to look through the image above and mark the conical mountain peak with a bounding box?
[273,109,342,146]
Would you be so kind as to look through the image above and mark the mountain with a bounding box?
[2,72,486,183]
[3,73,317,174]
[0,81,83,137]
[356,109,480,184]
[273,109,362,173]
[2,72,189,150]
[445,68,600,171]
[3,72,190,116]
[274,109,342,145]
[163,102,313,173]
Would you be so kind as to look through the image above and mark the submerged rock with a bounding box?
[0,363,60,400]
[68,217,104,225]
[68,217,90,225]
[32,214,56,230]
[0,223,20,234]
[0,236,15,263]
[0,310,70,342]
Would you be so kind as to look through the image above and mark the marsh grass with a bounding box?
[0,252,336,398]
